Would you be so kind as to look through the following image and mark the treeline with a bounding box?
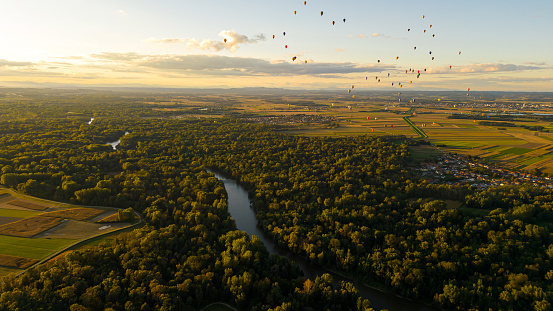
[0,96,553,310]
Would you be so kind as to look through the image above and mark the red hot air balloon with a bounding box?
[367,116,370,120]
[285,45,288,48]
[224,39,227,43]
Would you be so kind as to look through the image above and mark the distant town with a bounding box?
[414,150,553,190]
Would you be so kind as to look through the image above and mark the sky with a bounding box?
[0,0,552,91]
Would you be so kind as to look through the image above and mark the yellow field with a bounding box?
[40,208,106,221]
[0,216,63,238]
[0,253,38,269]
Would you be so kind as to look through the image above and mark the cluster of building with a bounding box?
[413,152,553,190]
[244,114,336,124]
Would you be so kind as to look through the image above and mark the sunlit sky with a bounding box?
[1,0,552,91]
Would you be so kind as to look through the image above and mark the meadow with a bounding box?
[213,93,553,174]
[0,189,135,276]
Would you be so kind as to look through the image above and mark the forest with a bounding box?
[0,90,552,310]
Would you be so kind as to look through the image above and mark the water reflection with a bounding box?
[210,170,441,311]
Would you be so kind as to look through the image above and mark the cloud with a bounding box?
[0,59,34,67]
[335,48,345,52]
[148,30,265,52]
[135,54,394,76]
[427,63,548,74]
[117,10,128,16]
[83,53,395,77]
[91,52,143,61]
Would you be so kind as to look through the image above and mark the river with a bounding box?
[210,170,441,311]
[105,132,129,150]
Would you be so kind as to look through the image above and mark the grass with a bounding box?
[96,213,121,223]
[40,208,106,221]
[0,266,22,276]
[0,235,77,260]
[409,146,442,162]
[0,216,63,238]
[0,253,38,269]
[7,200,49,211]
[0,209,42,218]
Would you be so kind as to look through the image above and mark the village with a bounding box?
[414,151,553,190]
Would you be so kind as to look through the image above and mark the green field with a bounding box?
[0,235,77,260]
[0,209,42,218]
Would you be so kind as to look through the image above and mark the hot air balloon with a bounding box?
[432,34,435,37]
[352,95,355,99]
[304,1,306,4]
[375,76,378,80]
[332,21,335,25]
[283,32,286,36]
[438,98,441,101]
[400,84,403,88]
[388,73,390,77]
[343,18,346,23]
[405,70,408,73]
[305,60,307,64]
[320,11,323,16]
[424,68,427,71]
[352,85,354,89]
[292,56,297,61]
[459,51,461,55]
[423,29,426,33]
[429,51,432,55]
[224,39,227,43]
[432,57,435,60]
[367,116,370,120]
[408,28,411,32]
[468,88,470,91]
[430,25,432,28]
[378,79,380,82]
[422,15,425,18]
[366,77,368,80]
[417,70,420,74]
[272,35,275,39]
[391,82,394,86]
[285,45,288,48]
[399,99,401,102]
[410,81,412,84]
[396,56,399,60]
[449,65,452,69]
[372,128,374,132]
[378,59,381,63]
[417,73,420,78]
[398,92,401,95]
[391,124,394,127]
[294,11,296,14]
[348,89,351,93]
[414,47,417,50]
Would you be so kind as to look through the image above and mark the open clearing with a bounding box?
[35,219,130,240]
[0,216,63,238]
[0,235,77,260]
[40,208,106,221]
[6,200,50,211]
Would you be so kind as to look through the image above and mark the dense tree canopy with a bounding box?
[0,92,552,310]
